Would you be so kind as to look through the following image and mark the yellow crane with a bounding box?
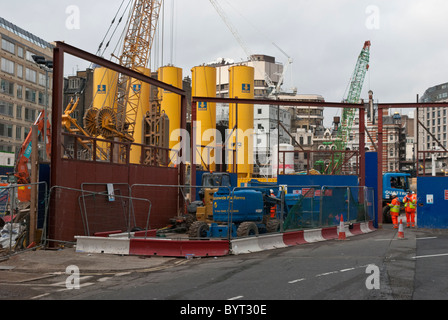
[86,0,162,142]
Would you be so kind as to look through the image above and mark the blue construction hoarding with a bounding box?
[416,176,448,229]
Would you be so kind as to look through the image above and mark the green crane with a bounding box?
[330,41,371,174]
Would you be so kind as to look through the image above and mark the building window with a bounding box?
[68,78,80,89]
[1,57,15,74]
[0,100,14,116]
[0,79,14,96]
[38,92,45,105]
[15,126,21,140]
[16,105,22,119]
[25,87,36,103]
[1,39,15,54]
[16,85,22,99]
[25,68,37,83]
[24,107,36,122]
[38,73,47,87]
[17,64,23,78]
[26,51,35,62]
[18,47,24,58]
[0,123,13,138]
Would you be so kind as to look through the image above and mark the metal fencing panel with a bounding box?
[43,185,151,246]
[0,181,47,254]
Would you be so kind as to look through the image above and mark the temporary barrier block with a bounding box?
[321,226,339,240]
[129,238,229,257]
[282,230,306,246]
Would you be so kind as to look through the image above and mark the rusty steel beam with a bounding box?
[55,41,186,97]
[192,96,362,108]
[378,102,448,108]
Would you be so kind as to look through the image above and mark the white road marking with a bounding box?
[413,253,448,259]
[31,293,50,299]
[97,277,113,282]
[228,295,244,300]
[55,282,95,292]
[316,271,339,277]
[288,278,305,284]
[50,275,93,287]
[416,237,437,240]
[288,265,367,285]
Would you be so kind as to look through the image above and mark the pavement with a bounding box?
[0,245,178,274]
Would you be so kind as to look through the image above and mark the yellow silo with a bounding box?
[129,67,151,164]
[191,65,216,171]
[92,67,118,110]
[158,66,182,164]
[228,65,254,179]
[90,67,119,161]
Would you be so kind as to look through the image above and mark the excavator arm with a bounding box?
[14,111,51,184]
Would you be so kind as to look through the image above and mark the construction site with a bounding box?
[1,0,448,259]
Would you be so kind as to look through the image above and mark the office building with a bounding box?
[0,17,53,158]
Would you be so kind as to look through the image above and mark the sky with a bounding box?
[2,0,448,126]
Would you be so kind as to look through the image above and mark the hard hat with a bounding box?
[391,192,397,198]
[270,189,274,194]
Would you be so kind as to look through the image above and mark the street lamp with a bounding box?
[32,55,52,162]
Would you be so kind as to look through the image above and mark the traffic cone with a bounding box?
[398,219,405,239]
[338,215,346,240]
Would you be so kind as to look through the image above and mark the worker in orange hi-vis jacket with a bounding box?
[403,191,417,228]
[388,193,401,229]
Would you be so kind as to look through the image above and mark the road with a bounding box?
[1,224,447,306]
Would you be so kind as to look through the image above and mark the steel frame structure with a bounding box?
[52,42,448,230]
[376,101,448,227]
[52,41,188,187]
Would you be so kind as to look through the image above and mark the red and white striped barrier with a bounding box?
[75,221,376,257]
[230,221,376,255]
[76,232,230,258]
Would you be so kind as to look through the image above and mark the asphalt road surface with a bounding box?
[1,225,447,307]
[39,226,448,301]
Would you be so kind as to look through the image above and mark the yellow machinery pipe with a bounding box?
[158,66,182,165]
[228,65,254,179]
[192,65,217,171]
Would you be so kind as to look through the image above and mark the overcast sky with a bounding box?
[3,0,448,126]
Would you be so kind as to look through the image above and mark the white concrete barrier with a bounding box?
[258,233,287,251]
[75,236,130,255]
[304,229,326,243]
[230,237,262,255]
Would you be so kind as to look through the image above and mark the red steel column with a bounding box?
[49,46,64,242]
